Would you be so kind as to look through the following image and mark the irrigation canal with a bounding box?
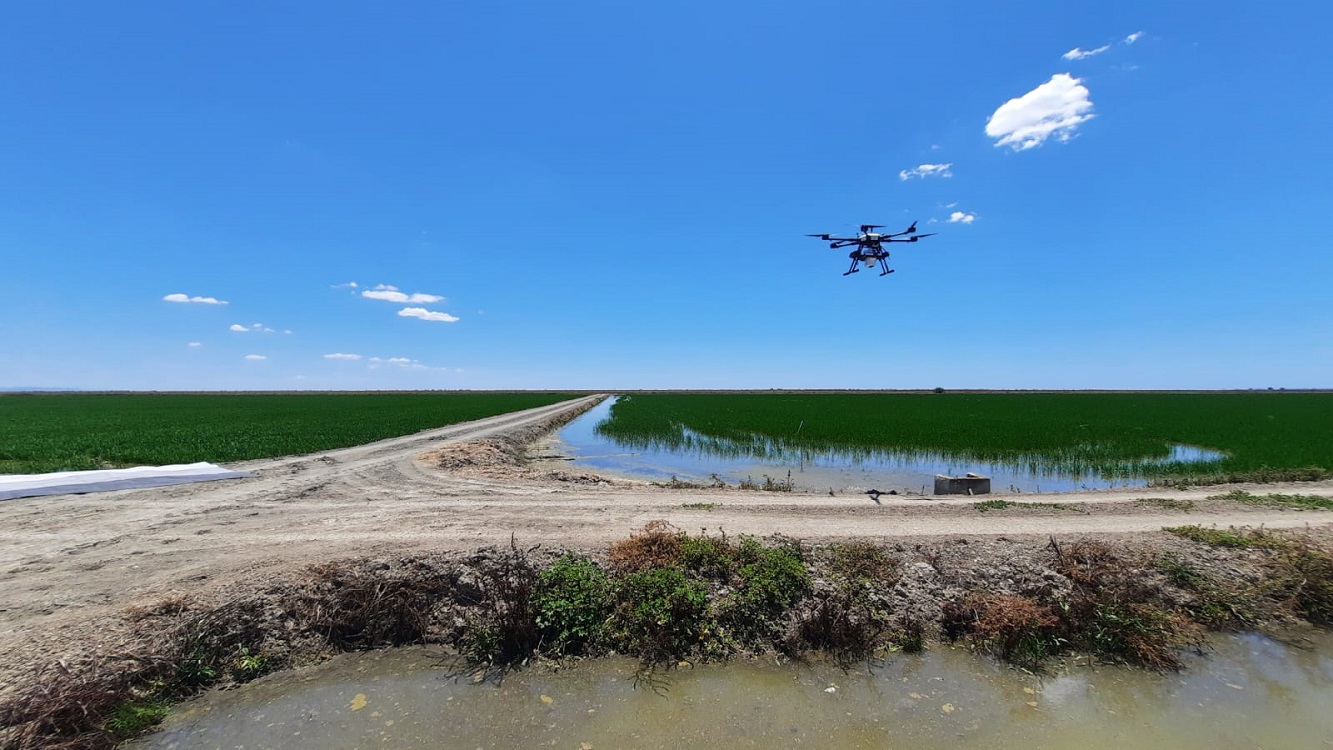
[138,632,1333,749]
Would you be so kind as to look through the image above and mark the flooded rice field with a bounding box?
[138,632,1333,750]
[551,398,1223,494]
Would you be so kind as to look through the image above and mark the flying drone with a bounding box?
[806,222,936,276]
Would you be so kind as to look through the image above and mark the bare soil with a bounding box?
[3,393,1332,694]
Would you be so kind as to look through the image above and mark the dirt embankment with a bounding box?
[2,394,1333,748]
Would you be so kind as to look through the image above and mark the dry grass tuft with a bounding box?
[608,520,683,574]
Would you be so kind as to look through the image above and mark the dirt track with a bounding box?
[2,393,1332,686]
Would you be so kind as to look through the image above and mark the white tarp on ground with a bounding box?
[0,462,254,501]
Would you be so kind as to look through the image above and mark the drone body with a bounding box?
[806,222,936,276]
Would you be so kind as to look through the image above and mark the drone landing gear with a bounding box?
[877,258,895,276]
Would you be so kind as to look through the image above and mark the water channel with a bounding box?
[139,632,1333,749]
[548,398,1224,494]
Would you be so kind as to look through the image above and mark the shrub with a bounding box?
[677,533,734,580]
[944,594,1061,669]
[826,541,900,585]
[609,567,709,663]
[723,538,811,644]
[533,555,612,655]
[608,520,682,573]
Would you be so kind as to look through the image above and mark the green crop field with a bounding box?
[595,392,1333,482]
[0,392,582,474]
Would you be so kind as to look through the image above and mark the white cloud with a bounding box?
[229,324,248,332]
[332,281,359,289]
[243,354,266,361]
[370,356,438,371]
[985,73,1094,151]
[898,163,953,181]
[398,307,459,323]
[363,288,445,304]
[949,211,977,224]
[164,293,228,305]
[1125,31,1144,44]
[324,353,362,361]
[230,323,277,333]
[187,342,201,348]
[1062,44,1110,60]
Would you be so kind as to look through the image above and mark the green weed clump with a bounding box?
[533,555,612,655]
[1135,497,1197,511]
[1207,490,1333,511]
[1164,525,1292,550]
[677,533,733,579]
[826,541,901,584]
[974,499,1081,513]
[104,700,171,740]
[608,568,710,663]
[721,539,810,645]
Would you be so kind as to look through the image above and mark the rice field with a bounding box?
[594,392,1333,481]
[0,392,582,474]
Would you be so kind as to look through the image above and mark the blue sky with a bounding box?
[2,1,1329,390]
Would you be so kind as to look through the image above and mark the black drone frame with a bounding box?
[807,223,935,276]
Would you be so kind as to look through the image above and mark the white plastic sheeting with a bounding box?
[0,462,254,501]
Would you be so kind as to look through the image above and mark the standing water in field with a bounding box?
[547,397,1224,494]
[137,632,1333,750]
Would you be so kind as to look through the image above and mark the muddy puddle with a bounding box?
[549,398,1223,494]
[138,632,1332,749]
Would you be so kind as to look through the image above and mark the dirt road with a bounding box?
[2,393,1331,684]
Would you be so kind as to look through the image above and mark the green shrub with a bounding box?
[533,555,612,654]
[609,568,709,662]
[724,538,810,644]
[678,534,734,580]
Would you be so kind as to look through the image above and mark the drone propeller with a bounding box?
[860,224,884,232]
[806,233,832,240]
[885,221,919,238]
[909,233,937,241]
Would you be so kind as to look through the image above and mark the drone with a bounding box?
[806,222,936,276]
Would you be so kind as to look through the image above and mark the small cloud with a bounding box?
[985,73,1094,151]
[187,342,202,348]
[370,356,441,371]
[230,323,277,333]
[899,163,953,181]
[243,354,267,361]
[332,281,359,289]
[323,353,362,361]
[398,307,460,323]
[363,287,445,304]
[944,202,959,208]
[229,324,248,332]
[949,211,977,224]
[1125,31,1144,44]
[1062,44,1110,60]
[164,293,228,305]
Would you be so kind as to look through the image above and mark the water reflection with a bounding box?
[138,633,1333,750]
[554,398,1224,494]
